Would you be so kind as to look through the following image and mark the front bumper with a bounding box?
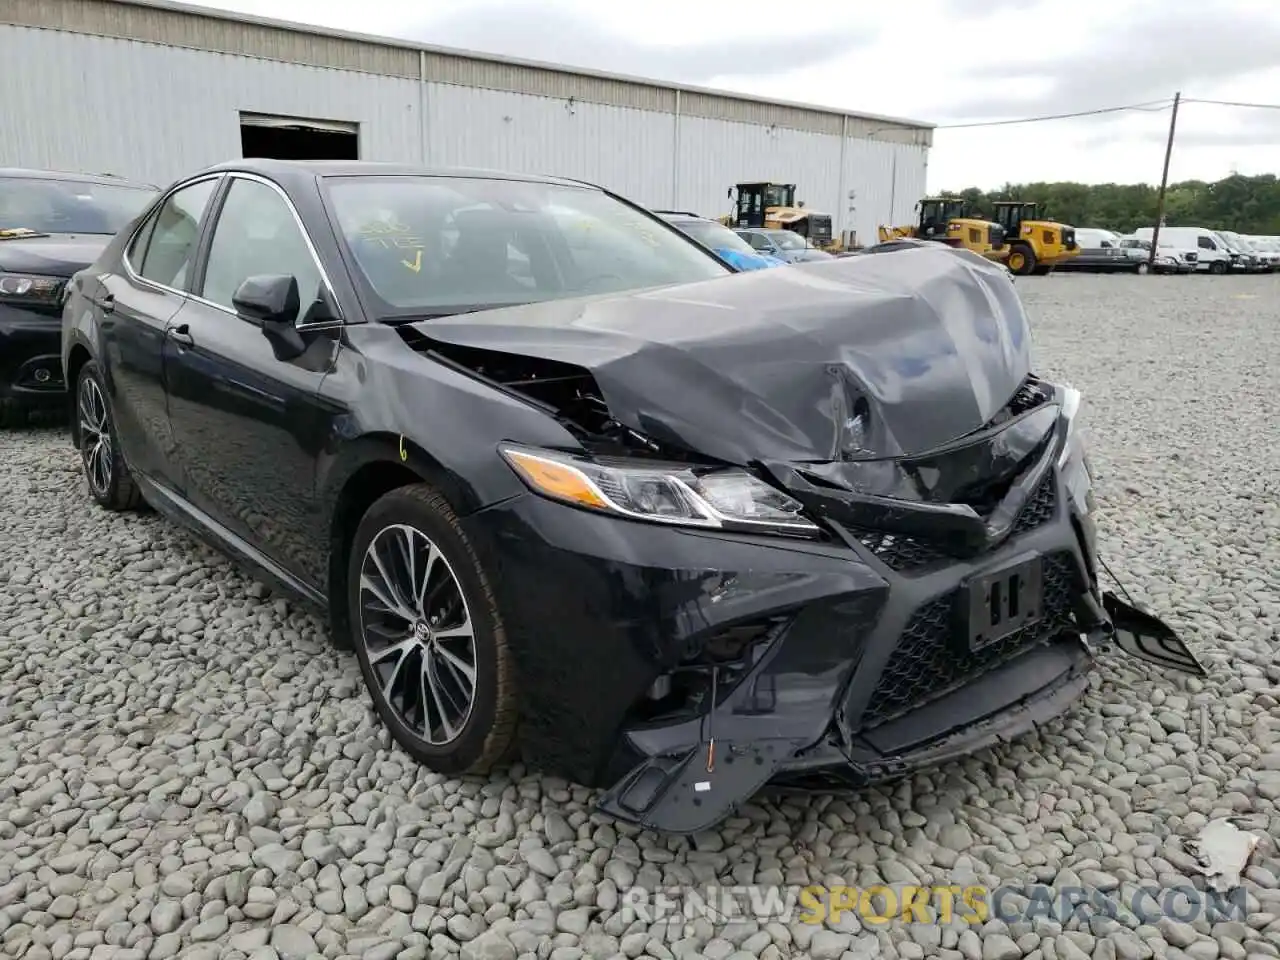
[463,436,1114,833]
[0,304,66,406]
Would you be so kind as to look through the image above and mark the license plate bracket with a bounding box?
[958,555,1044,653]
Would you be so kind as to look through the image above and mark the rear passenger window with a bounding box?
[134,179,218,290]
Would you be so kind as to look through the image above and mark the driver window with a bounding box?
[199,177,324,323]
[744,232,770,251]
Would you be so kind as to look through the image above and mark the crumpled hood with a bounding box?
[411,244,1032,465]
[0,234,111,277]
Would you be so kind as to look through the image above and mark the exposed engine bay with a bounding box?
[398,331,693,460]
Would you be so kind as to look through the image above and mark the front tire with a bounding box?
[76,360,143,511]
[1209,260,1228,275]
[1008,243,1037,276]
[347,483,518,775]
[1136,262,1150,275]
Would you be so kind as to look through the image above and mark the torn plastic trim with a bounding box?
[1101,591,1207,676]
[765,414,1062,557]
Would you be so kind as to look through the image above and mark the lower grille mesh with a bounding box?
[857,551,1079,728]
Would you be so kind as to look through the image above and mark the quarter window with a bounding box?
[199,177,323,323]
[134,179,218,290]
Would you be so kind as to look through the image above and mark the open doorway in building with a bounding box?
[240,112,359,161]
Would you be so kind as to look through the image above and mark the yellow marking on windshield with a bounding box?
[402,249,423,272]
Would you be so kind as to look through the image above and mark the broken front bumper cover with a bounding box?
[598,598,1205,835]
[597,631,1097,834]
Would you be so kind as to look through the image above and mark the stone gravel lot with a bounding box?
[2,272,1279,960]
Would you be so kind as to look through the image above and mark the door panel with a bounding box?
[101,177,219,485]
[163,175,339,583]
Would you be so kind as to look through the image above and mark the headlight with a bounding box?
[499,445,820,537]
[0,272,65,307]
[1057,386,1094,515]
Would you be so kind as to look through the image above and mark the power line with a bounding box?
[1183,97,1280,110]
[928,94,1280,131]
[933,99,1172,130]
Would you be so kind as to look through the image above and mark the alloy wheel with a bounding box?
[357,523,478,746]
[78,376,113,497]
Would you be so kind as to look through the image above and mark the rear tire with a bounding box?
[76,360,143,512]
[1136,262,1150,275]
[347,483,518,775]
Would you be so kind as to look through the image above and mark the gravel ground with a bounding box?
[2,272,1279,960]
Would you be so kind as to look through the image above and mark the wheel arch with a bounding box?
[322,432,487,648]
[64,339,94,447]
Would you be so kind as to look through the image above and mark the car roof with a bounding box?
[191,158,600,192]
[0,167,157,189]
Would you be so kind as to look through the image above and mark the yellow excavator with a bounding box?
[878,197,1008,261]
[990,201,1080,275]
[720,182,844,253]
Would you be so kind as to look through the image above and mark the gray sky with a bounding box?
[188,0,1280,189]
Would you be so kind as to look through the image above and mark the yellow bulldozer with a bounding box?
[990,201,1080,275]
[878,197,1008,261]
[720,182,844,253]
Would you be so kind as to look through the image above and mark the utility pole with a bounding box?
[1149,92,1180,268]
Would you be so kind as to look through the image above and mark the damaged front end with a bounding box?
[588,375,1204,834]
[399,247,1205,834]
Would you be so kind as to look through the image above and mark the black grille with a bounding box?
[850,528,952,572]
[858,551,1079,728]
[1010,473,1057,535]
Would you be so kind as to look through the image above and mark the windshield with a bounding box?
[673,219,758,256]
[0,176,156,235]
[763,185,793,208]
[325,176,730,315]
[770,231,808,250]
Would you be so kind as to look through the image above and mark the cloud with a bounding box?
[930,4,1280,120]
[408,0,877,84]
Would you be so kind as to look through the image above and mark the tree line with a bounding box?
[941,173,1280,235]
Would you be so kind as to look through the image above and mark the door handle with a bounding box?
[91,293,114,313]
[166,324,194,347]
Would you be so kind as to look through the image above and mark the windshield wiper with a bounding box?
[379,303,532,325]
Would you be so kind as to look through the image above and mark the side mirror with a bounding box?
[233,274,309,362]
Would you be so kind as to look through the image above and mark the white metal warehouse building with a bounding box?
[0,0,934,246]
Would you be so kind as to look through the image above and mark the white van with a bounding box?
[1132,226,1234,274]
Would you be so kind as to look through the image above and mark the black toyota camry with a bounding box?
[0,169,156,426]
[61,160,1204,834]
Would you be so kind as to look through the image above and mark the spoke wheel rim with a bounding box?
[78,376,113,496]
[357,523,479,747]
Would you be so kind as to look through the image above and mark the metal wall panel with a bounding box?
[0,25,929,239]
[674,117,927,244]
[841,139,931,246]
[1,0,932,143]
[423,85,676,208]
[0,26,421,186]
[675,116,843,229]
